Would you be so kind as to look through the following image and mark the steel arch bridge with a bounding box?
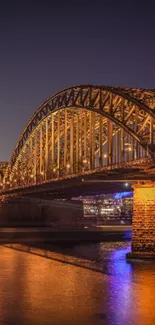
[2,85,155,191]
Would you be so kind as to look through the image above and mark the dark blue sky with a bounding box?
[1,0,155,161]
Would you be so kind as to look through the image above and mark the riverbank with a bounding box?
[0,225,131,243]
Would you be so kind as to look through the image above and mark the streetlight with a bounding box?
[83,158,88,164]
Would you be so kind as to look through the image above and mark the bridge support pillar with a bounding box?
[127,182,155,259]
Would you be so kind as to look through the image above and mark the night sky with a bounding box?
[1,1,155,161]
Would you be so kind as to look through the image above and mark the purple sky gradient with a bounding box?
[0,1,155,160]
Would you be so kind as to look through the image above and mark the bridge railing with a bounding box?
[1,157,154,194]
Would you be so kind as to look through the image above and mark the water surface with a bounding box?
[0,242,154,325]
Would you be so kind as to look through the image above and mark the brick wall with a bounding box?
[131,182,155,257]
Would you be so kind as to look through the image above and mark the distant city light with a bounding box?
[125,182,129,187]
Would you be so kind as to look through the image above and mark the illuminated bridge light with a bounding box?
[1,85,155,192]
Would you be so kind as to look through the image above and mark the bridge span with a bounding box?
[0,85,155,259]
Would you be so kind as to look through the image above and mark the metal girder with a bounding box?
[3,85,155,190]
[9,85,155,166]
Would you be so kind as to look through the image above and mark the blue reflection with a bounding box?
[108,245,133,278]
[114,191,133,199]
[97,242,133,280]
[123,231,132,240]
[103,246,134,321]
[99,243,134,324]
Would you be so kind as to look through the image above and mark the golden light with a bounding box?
[1,88,154,195]
[134,185,155,201]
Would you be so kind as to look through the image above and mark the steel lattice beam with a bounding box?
[3,85,155,191]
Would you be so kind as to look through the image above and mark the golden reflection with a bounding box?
[0,245,154,324]
[130,268,155,325]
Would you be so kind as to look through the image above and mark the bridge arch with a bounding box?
[3,85,155,190]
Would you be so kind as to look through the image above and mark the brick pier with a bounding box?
[127,182,155,259]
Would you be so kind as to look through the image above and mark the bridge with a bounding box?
[0,85,155,259]
[0,162,8,184]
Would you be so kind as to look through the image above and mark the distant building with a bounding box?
[72,191,133,226]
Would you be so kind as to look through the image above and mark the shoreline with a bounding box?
[0,225,131,243]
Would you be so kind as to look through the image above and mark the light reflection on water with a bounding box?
[0,242,155,325]
[36,240,132,277]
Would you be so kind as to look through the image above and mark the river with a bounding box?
[0,241,155,325]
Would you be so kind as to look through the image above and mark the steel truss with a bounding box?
[3,85,155,190]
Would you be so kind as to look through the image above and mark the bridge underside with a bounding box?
[1,164,155,199]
